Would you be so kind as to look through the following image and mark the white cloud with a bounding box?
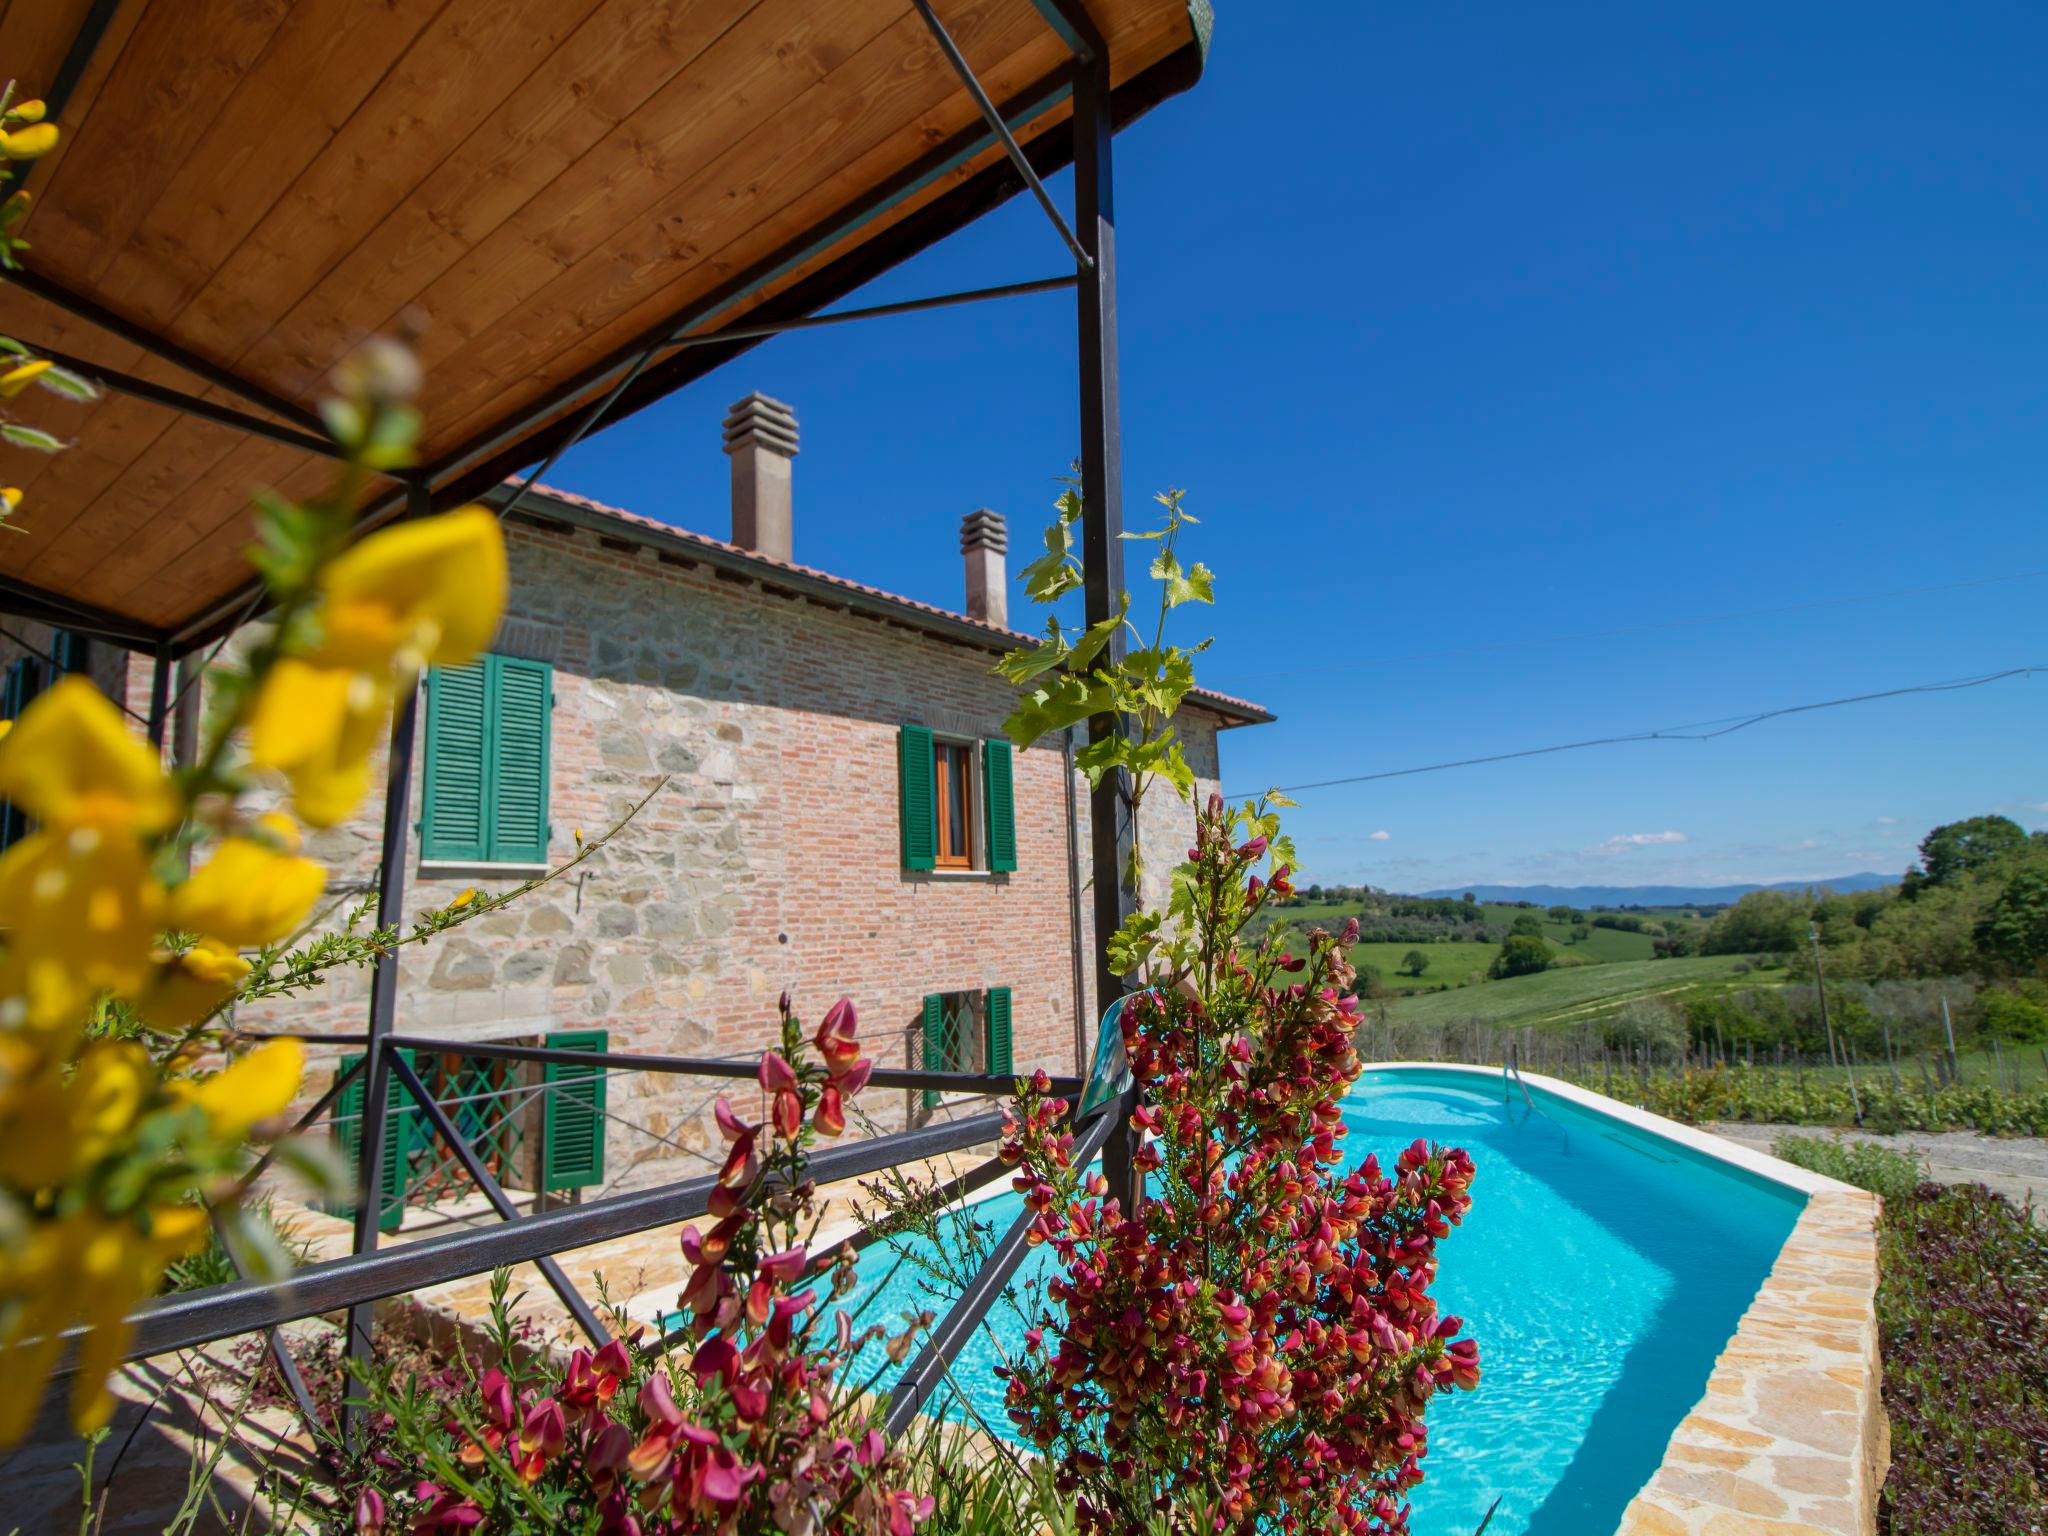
[1586,830,1689,856]
[1875,816,1899,826]
[1369,829,1391,841]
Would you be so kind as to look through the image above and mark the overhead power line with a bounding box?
[1234,665,2045,799]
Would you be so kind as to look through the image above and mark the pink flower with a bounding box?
[352,1488,385,1535]
[813,1082,846,1137]
[814,997,862,1077]
[760,1051,804,1138]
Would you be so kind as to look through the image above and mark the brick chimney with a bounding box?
[722,392,798,560]
[960,508,1008,626]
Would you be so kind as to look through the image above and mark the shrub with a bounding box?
[1768,1135,1924,1204]
[345,997,938,1535]
[998,796,1480,1533]
[1487,934,1553,979]
[1876,1184,2048,1532]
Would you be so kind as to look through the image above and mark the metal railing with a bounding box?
[69,1030,1119,1462]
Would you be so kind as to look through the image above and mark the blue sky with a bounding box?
[550,3,2048,894]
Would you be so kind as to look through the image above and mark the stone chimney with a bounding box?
[960,508,1008,626]
[722,392,798,560]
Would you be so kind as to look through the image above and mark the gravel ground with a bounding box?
[1710,1121,2047,1222]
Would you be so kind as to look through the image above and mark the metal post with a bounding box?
[1809,927,1858,1125]
[1073,47,1137,1211]
[1063,726,1088,1075]
[341,484,428,1452]
[144,639,172,750]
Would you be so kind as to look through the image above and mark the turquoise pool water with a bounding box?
[835,1068,1804,1535]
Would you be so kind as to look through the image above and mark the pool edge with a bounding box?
[1354,1063,1885,1536]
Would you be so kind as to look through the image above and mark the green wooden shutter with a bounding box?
[542,1030,608,1191]
[921,992,947,1110]
[982,738,1016,872]
[984,986,1013,1078]
[330,1050,414,1232]
[422,662,490,862]
[488,657,551,865]
[899,724,936,871]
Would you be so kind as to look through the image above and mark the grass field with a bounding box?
[1375,954,1776,1032]
[1347,941,1497,993]
[1260,897,1662,987]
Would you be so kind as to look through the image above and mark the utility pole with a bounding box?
[1809,926,1860,1125]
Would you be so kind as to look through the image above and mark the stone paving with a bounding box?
[1618,1185,1887,1536]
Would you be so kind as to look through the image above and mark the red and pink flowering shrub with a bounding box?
[342,996,933,1536]
[998,794,1481,1533]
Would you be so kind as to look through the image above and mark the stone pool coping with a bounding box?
[1358,1063,1886,1536]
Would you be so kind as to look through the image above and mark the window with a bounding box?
[919,986,1012,1110]
[934,741,972,868]
[421,654,552,866]
[898,724,1016,873]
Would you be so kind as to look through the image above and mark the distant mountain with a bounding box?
[1413,874,1897,907]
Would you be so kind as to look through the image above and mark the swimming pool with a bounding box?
[833,1065,1806,1536]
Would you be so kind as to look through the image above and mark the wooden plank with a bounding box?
[0,0,95,98]
[401,0,908,387]
[415,24,1056,454]
[95,0,446,330]
[166,0,615,380]
[0,0,144,237]
[107,452,335,626]
[240,0,754,393]
[30,0,294,282]
[405,0,1038,451]
[94,437,331,613]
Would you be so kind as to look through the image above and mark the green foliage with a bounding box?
[1508,912,1546,939]
[1875,1183,2048,1531]
[1767,1134,1924,1203]
[1909,813,2030,890]
[1976,867,2048,977]
[1386,954,1771,1032]
[997,481,1224,901]
[1487,932,1553,979]
[1979,984,2048,1045]
[1399,948,1429,978]
[1576,1065,2048,1136]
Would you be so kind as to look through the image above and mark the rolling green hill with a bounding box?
[1373,954,1777,1032]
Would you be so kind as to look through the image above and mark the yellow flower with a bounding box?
[0,1207,206,1441]
[452,887,480,907]
[0,828,164,1031]
[0,357,50,396]
[172,1038,303,1139]
[168,816,324,945]
[8,100,46,124]
[0,486,21,515]
[0,677,178,833]
[0,121,56,160]
[135,939,252,1032]
[310,507,506,673]
[0,1041,153,1189]
[246,660,391,827]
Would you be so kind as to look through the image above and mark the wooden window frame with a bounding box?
[931,736,978,871]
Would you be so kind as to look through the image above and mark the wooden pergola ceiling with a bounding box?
[0,0,1208,648]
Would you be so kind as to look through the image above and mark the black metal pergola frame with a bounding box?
[16,0,1171,1466]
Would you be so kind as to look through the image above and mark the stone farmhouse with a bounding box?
[0,392,1269,1214]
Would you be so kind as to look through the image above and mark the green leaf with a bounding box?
[993,627,1073,685]
[1067,601,1128,672]
[0,421,65,452]
[0,334,29,356]
[1004,673,1110,749]
[1150,549,1215,608]
[34,363,100,403]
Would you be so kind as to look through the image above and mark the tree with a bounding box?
[1399,948,1429,977]
[1509,912,1546,939]
[1910,814,2028,891]
[1569,922,1592,944]
[1461,891,1476,907]
[1546,904,1578,923]
[1488,933,1553,979]
[1976,867,2048,977]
